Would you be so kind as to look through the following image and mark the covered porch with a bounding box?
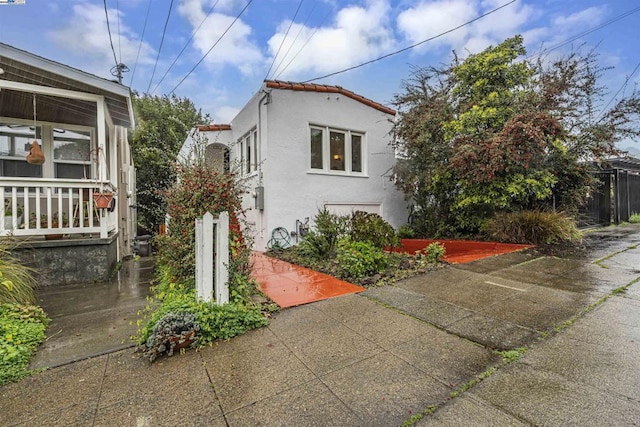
[0,42,136,284]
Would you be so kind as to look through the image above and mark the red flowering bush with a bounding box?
[156,163,245,287]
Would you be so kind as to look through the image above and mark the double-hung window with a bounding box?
[309,125,365,175]
[0,124,43,178]
[53,127,93,179]
[238,129,257,175]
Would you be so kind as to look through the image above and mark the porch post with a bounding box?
[96,99,108,238]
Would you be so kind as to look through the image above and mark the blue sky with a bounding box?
[1,0,639,143]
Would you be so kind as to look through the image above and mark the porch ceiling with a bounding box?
[0,45,132,128]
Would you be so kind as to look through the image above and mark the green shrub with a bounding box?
[158,162,244,286]
[349,211,399,249]
[0,241,37,305]
[143,311,200,362]
[336,238,388,279]
[629,213,640,224]
[396,224,416,239]
[423,242,446,263]
[0,303,49,385]
[485,210,581,245]
[313,208,349,251]
[137,276,268,362]
[294,231,333,260]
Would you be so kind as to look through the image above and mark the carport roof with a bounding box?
[0,43,133,128]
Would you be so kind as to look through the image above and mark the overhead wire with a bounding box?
[147,0,176,94]
[527,5,640,60]
[274,8,332,80]
[303,0,517,83]
[270,1,319,80]
[116,0,122,63]
[595,61,640,125]
[129,0,152,87]
[168,0,254,95]
[151,0,221,95]
[263,0,304,82]
[103,0,119,67]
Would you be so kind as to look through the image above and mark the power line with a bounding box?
[116,0,122,63]
[151,0,221,95]
[169,0,253,95]
[129,0,152,87]
[303,0,517,83]
[271,1,319,79]
[274,8,331,80]
[147,0,176,94]
[264,0,304,81]
[528,5,640,60]
[596,61,640,124]
[103,0,118,67]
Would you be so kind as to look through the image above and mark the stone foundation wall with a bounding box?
[10,235,119,287]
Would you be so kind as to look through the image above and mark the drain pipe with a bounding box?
[256,89,271,241]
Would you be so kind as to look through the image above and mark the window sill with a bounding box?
[306,170,368,178]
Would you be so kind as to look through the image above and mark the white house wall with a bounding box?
[224,87,407,251]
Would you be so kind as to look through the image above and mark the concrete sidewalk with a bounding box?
[1,225,640,426]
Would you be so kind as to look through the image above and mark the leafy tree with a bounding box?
[392,35,640,237]
[130,93,210,234]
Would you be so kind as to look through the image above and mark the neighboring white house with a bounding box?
[0,43,136,284]
[181,80,407,251]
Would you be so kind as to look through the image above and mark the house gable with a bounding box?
[264,80,396,116]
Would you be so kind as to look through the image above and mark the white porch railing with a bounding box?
[0,177,117,238]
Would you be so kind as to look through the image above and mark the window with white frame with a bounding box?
[238,129,257,175]
[309,125,365,175]
[53,127,94,179]
[0,123,43,178]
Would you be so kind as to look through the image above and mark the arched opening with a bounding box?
[205,143,230,173]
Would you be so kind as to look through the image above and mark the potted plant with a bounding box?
[88,146,116,210]
[3,200,24,229]
[30,212,68,240]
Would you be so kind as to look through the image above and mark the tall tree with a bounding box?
[130,93,209,234]
[392,35,640,237]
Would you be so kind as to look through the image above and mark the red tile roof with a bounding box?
[264,80,396,116]
[197,124,232,132]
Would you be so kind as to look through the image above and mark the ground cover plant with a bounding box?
[137,141,268,362]
[268,209,445,286]
[0,241,48,385]
[0,303,49,385]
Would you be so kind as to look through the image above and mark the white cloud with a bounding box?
[266,0,395,80]
[177,0,263,75]
[48,3,154,79]
[397,0,476,51]
[553,6,607,29]
[396,0,535,57]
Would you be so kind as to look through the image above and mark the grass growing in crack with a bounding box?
[401,405,439,426]
[498,347,528,363]
[553,277,640,333]
[593,246,635,268]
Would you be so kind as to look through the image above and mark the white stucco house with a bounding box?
[181,80,407,251]
[0,43,136,285]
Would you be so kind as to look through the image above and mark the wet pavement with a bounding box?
[29,257,154,369]
[1,224,640,426]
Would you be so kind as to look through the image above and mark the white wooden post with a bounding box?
[215,211,229,304]
[195,211,229,305]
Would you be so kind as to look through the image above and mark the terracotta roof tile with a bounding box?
[197,124,232,132]
[264,80,396,116]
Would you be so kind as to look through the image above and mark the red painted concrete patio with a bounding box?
[251,252,365,308]
[252,241,531,307]
[399,239,532,264]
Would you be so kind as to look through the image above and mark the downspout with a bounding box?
[256,89,271,241]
